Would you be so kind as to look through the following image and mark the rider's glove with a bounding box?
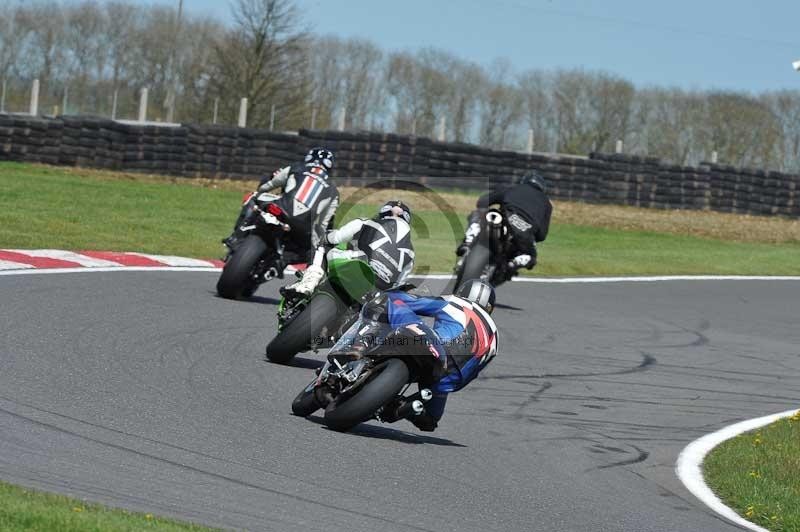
[508,254,534,270]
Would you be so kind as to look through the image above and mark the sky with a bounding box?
[151,0,800,93]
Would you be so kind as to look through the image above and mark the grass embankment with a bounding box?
[0,480,216,532]
[1,161,799,275]
[704,411,800,531]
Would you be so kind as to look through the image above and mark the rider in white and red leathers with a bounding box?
[223,147,339,267]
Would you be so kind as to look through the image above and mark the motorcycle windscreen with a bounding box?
[327,258,376,301]
[327,317,392,357]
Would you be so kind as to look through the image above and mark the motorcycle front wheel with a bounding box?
[216,235,268,299]
[323,358,409,432]
[291,386,325,417]
[455,242,492,289]
[266,292,340,364]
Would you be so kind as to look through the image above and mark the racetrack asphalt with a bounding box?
[1,271,798,531]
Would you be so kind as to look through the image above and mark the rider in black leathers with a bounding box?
[456,171,553,279]
[223,147,340,271]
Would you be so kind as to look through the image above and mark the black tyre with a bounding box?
[292,386,323,417]
[216,235,268,300]
[456,242,491,289]
[266,293,339,364]
[324,358,409,432]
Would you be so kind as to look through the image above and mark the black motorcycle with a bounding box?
[454,207,515,288]
[290,296,440,432]
[216,192,304,299]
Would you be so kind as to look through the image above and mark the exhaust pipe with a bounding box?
[395,399,425,419]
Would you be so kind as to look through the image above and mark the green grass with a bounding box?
[0,480,216,531]
[1,161,799,275]
[704,411,800,531]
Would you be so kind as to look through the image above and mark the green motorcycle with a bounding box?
[265,256,378,364]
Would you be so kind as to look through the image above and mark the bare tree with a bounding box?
[385,50,452,136]
[174,17,226,123]
[309,36,385,130]
[18,1,66,86]
[518,70,555,151]
[0,5,29,81]
[703,91,782,168]
[589,73,635,151]
[209,0,309,128]
[102,2,139,89]
[419,50,484,143]
[635,88,704,164]
[478,60,523,149]
[762,91,800,172]
[63,1,106,112]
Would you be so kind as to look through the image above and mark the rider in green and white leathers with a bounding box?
[287,200,415,295]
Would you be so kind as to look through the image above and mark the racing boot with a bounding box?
[283,264,324,296]
[222,207,255,249]
[456,222,481,256]
[410,412,438,432]
[222,234,239,249]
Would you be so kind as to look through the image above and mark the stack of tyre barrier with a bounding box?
[0,115,62,165]
[297,129,430,187]
[1,113,799,217]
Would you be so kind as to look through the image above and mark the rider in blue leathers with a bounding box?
[385,280,497,431]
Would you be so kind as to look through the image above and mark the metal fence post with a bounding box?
[166,90,175,123]
[615,139,623,154]
[526,129,534,154]
[212,97,219,125]
[269,104,275,130]
[0,79,6,113]
[310,107,317,130]
[111,90,118,120]
[138,88,148,122]
[436,116,446,141]
[337,107,346,131]
[238,98,247,127]
[711,151,718,164]
[29,79,40,116]
[62,87,68,116]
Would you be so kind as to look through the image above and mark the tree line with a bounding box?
[1,0,799,172]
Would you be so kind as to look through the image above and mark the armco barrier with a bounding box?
[1,114,798,217]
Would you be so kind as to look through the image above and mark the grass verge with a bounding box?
[0,480,216,531]
[704,411,800,531]
[1,161,799,275]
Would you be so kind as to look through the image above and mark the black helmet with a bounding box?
[519,171,547,192]
[456,279,496,314]
[378,200,412,224]
[305,147,335,172]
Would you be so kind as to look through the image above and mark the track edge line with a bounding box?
[675,408,799,532]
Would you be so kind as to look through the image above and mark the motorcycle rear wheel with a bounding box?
[455,242,492,289]
[216,235,268,299]
[323,358,409,432]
